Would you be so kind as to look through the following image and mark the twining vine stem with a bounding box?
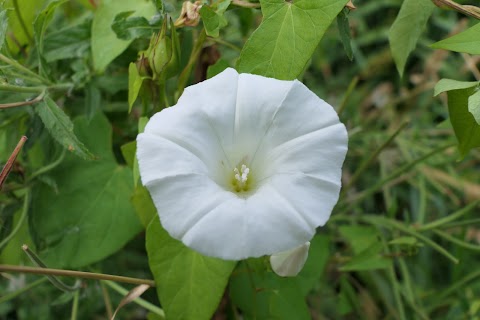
[0,265,156,287]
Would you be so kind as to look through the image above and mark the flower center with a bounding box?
[232,164,250,192]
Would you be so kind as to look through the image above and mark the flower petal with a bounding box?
[252,80,348,181]
[225,73,294,165]
[146,172,239,242]
[181,182,315,260]
[270,241,310,277]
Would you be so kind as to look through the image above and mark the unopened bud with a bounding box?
[136,53,151,77]
[174,1,202,27]
[270,241,310,277]
[147,22,173,80]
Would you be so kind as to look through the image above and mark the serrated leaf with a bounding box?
[388,0,435,76]
[337,8,353,61]
[237,0,348,80]
[91,0,156,72]
[468,90,480,125]
[30,112,142,268]
[146,218,235,320]
[33,0,68,79]
[431,22,480,55]
[35,97,94,160]
[434,79,480,157]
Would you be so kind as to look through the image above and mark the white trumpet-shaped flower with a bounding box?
[137,68,348,260]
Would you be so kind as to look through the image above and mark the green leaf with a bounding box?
[468,90,480,125]
[338,225,379,254]
[340,241,391,271]
[434,78,479,96]
[230,261,311,320]
[111,11,161,40]
[121,141,136,169]
[388,0,435,76]
[43,17,91,62]
[85,80,102,121]
[146,218,235,320]
[338,225,391,271]
[132,185,156,228]
[0,9,8,51]
[35,97,94,160]
[33,0,68,78]
[3,0,47,53]
[91,0,156,73]
[30,112,142,268]
[128,62,144,110]
[337,8,353,61]
[206,58,230,79]
[237,0,348,80]
[296,234,330,296]
[434,79,480,157]
[199,6,221,38]
[431,23,480,55]
[449,87,480,157]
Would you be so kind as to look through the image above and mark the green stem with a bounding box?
[0,83,45,93]
[12,0,33,44]
[176,29,207,98]
[0,190,30,250]
[0,277,48,304]
[29,149,66,181]
[208,37,241,52]
[433,229,480,251]
[0,54,51,84]
[380,235,407,320]
[417,200,479,231]
[23,245,81,292]
[101,280,114,319]
[339,143,454,213]
[0,264,156,287]
[337,76,358,116]
[364,215,459,264]
[343,122,409,193]
[70,290,80,320]
[102,280,165,318]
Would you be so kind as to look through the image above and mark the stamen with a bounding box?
[232,163,250,191]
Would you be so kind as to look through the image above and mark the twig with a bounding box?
[231,0,260,9]
[461,53,480,80]
[0,264,156,287]
[432,0,480,20]
[0,90,46,109]
[0,136,27,189]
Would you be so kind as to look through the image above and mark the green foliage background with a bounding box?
[1,0,480,319]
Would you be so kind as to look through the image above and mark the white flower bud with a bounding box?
[270,241,310,277]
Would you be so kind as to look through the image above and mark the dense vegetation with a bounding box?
[1,0,480,319]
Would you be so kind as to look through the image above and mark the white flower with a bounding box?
[270,241,310,277]
[137,68,348,260]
